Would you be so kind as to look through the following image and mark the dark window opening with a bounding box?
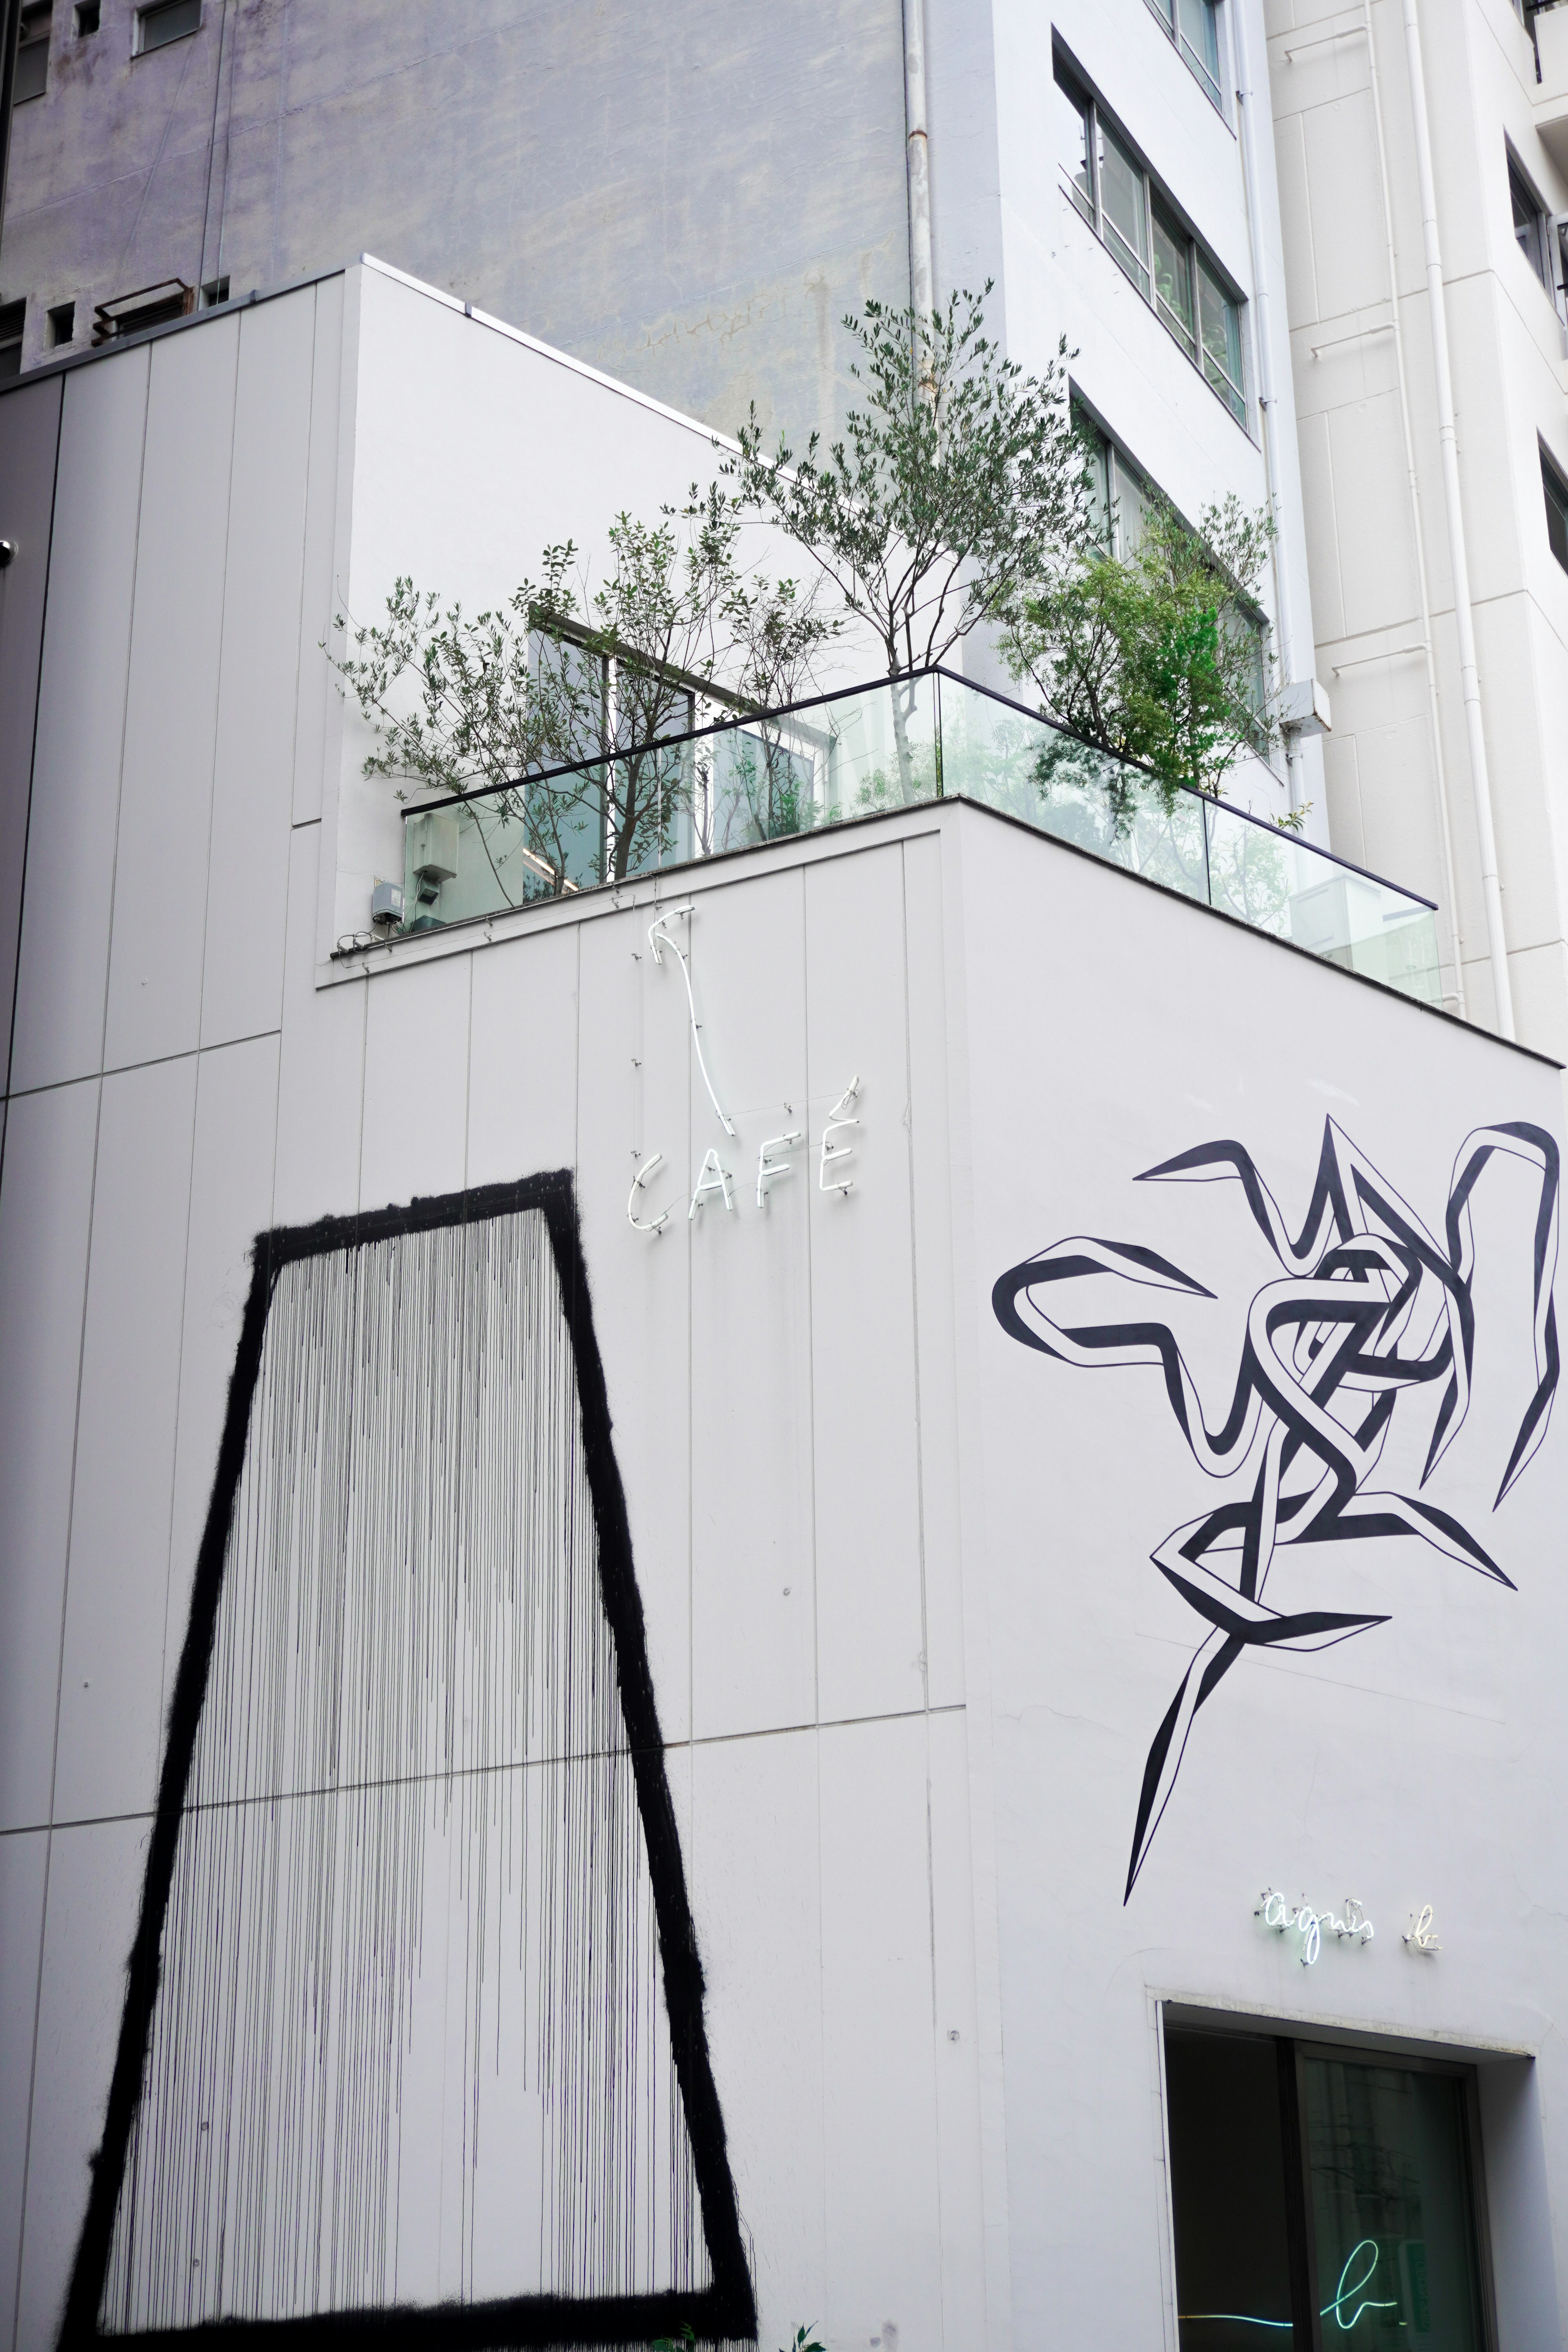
[1054,53,1247,427]
[1166,2025,1490,2350]
[91,277,193,343]
[135,0,199,54]
[0,299,25,379]
[74,0,100,32]
[200,274,229,307]
[13,1,52,102]
[1510,151,1553,290]
[46,298,74,347]
[1542,449,1568,571]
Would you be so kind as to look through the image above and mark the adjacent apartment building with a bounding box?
[3,7,1567,2352]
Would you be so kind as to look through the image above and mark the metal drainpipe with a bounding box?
[1402,0,1514,1037]
[0,0,23,248]
[1230,0,1309,822]
[1365,0,1467,1016]
[903,0,934,325]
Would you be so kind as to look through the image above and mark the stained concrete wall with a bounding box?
[0,0,910,450]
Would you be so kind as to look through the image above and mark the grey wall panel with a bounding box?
[15,1817,151,2352]
[102,318,238,1074]
[291,275,344,829]
[0,1075,99,1835]
[199,290,315,1051]
[0,1828,49,2352]
[11,349,149,1097]
[51,1052,198,1828]
[0,374,62,1097]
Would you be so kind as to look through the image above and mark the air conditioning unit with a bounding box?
[406,811,460,911]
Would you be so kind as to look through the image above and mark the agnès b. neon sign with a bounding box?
[1254,1887,1374,1966]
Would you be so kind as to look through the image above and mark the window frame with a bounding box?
[133,0,201,57]
[1144,0,1227,116]
[1541,443,1568,574]
[1163,2016,1501,2352]
[13,1,51,102]
[1055,55,1250,431]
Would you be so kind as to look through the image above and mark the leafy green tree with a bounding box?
[332,488,839,900]
[726,285,1090,800]
[1007,487,1279,806]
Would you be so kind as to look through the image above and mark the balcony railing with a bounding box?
[393,667,1441,1006]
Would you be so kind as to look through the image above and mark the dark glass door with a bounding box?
[1167,2028,1491,2352]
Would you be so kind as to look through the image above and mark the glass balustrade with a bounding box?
[395,668,1441,1008]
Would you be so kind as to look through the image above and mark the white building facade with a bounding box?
[0,257,1564,2352]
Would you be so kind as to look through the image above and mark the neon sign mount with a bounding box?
[1254,1887,1374,1965]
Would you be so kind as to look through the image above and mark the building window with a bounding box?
[1146,0,1225,113]
[0,300,24,379]
[1510,150,1555,291]
[134,0,200,54]
[46,298,74,347]
[91,277,194,343]
[13,2,51,102]
[1055,56,1248,427]
[74,0,99,32]
[1543,448,1568,571]
[200,274,229,307]
[1165,2025,1492,2350]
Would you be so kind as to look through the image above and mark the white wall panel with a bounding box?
[466,924,579,1187]
[0,1829,48,2352]
[272,821,363,1228]
[691,1725,826,2352]
[15,1818,150,2352]
[575,906,693,1747]
[0,1079,99,1834]
[805,846,925,1725]
[160,1033,281,1715]
[52,1056,198,1826]
[686,871,817,1742]
[359,949,470,1209]
[102,319,239,1074]
[927,1710,988,2349]
[819,1715,944,2351]
[291,276,345,829]
[11,350,149,1096]
[904,835,965,1712]
[199,292,316,1051]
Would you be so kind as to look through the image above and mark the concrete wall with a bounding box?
[0,0,909,450]
[1269,0,1568,1054]
[3,267,1566,2352]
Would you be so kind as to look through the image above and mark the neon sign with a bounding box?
[627,906,864,1235]
[1183,2237,1399,2332]
[1254,1887,1374,1965]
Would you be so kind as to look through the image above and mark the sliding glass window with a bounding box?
[1054,56,1248,427]
[1165,2024,1492,2349]
[1146,0,1225,111]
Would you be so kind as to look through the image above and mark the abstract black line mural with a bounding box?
[993,1120,1559,1904]
[62,1173,754,2352]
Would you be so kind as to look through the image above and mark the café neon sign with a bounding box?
[1254,1887,1374,1966]
[627,905,861,1234]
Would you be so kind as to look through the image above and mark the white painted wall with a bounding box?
[928,0,1330,839]
[2,267,1565,2352]
[1270,0,1568,1051]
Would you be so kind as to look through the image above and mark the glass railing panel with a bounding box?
[394,669,1441,1012]
[935,676,1211,905]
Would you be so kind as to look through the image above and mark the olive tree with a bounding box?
[725,285,1092,798]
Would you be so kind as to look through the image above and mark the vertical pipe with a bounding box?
[1402,0,1513,1036]
[903,0,934,324]
[1230,0,1309,821]
[1364,0,1467,1015]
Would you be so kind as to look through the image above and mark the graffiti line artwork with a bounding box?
[64,1174,753,2352]
[993,1120,1559,1904]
